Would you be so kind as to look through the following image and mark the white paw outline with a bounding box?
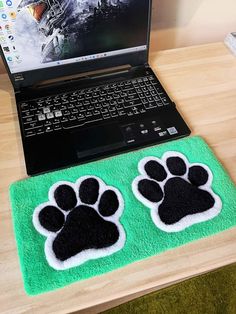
[33,176,126,270]
[132,151,222,232]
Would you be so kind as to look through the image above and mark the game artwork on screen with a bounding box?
[15,0,148,64]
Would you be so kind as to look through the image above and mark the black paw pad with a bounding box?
[144,160,167,182]
[166,156,187,176]
[133,152,222,232]
[54,185,77,211]
[188,166,209,186]
[138,179,163,203]
[79,178,99,205]
[98,190,119,217]
[39,206,65,232]
[33,177,125,270]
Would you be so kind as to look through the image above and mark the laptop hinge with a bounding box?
[33,64,133,90]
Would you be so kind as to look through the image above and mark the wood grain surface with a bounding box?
[0,42,236,314]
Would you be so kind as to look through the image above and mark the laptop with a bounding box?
[0,0,190,175]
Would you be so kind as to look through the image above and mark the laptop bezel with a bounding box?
[0,0,152,91]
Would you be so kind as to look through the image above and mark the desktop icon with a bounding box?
[15,55,22,63]
[0,1,3,8]
[8,35,14,40]
[9,11,16,19]
[5,24,10,30]
[3,46,10,52]
[6,0,12,6]
[7,56,13,62]
[1,13,7,19]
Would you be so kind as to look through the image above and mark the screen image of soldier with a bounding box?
[17,0,135,63]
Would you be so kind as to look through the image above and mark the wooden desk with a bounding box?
[0,42,236,314]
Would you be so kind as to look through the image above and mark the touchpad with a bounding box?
[72,124,125,159]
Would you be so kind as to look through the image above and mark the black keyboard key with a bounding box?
[161,97,170,105]
[25,130,36,137]
[25,121,43,130]
[53,118,61,124]
[93,110,100,115]
[147,97,154,103]
[22,111,33,118]
[153,96,161,102]
[71,108,79,114]
[117,99,124,104]
[101,108,109,113]
[45,125,53,133]
[88,105,94,111]
[124,99,142,108]
[95,103,102,109]
[23,116,37,124]
[116,104,124,110]
[145,103,157,110]
[79,106,86,111]
[85,111,92,117]
[77,113,85,120]
[45,120,52,127]
[110,100,117,106]
[69,115,76,121]
[61,117,68,123]
[118,110,126,116]
[36,127,45,135]
[103,113,110,119]
[63,116,102,129]
[111,111,118,118]
[54,124,62,131]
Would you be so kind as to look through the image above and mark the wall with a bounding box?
[1,0,236,74]
[150,0,236,51]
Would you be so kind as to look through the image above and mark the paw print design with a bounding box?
[33,176,125,270]
[132,152,222,232]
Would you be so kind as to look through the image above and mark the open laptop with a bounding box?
[0,0,190,175]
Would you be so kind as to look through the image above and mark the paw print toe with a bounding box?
[138,179,163,203]
[54,184,77,211]
[188,165,209,186]
[79,177,99,205]
[166,156,187,176]
[144,160,167,182]
[98,190,119,217]
[39,206,65,232]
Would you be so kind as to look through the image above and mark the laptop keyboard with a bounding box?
[19,75,171,137]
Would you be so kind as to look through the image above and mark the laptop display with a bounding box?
[0,0,191,176]
[0,0,149,74]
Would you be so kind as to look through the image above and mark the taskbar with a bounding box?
[10,45,147,74]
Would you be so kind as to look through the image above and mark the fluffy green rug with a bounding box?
[9,136,236,295]
[103,263,236,314]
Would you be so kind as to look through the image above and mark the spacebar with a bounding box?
[62,117,103,129]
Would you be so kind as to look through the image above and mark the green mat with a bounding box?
[9,136,236,295]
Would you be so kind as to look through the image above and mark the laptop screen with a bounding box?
[0,0,149,74]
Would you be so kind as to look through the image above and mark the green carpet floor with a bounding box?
[103,263,236,314]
